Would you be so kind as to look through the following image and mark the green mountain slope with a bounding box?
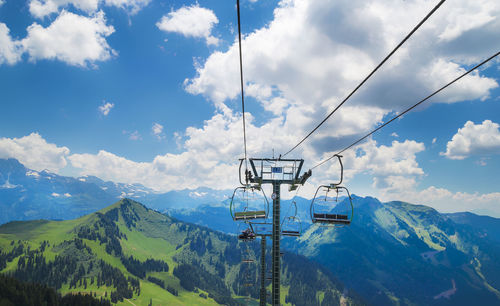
[284,196,500,306]
[0,273,111,305]
[0,198,361,305]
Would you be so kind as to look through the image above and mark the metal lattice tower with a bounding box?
[247,158,311,305]
[259,236,267,306]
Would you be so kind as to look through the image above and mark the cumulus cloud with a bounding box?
[156,4,219,46]
[69,150,152,184]
[0,133,70,172]
[441,120,500,160]
[21,10,115,67]
[29,0,151,18]
[67,147,237,192]
[29,0,99,18]
[185,0,499,157]
[305,139,425,194]
[99,101,114,116]
[152,123,165,140]
[63,116,427,198]
[0,10,116,67]
[0,23,22,65]
[351,139,425,177]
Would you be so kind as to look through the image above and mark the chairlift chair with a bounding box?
[310,154,353,226]
[310,185,353,226]
[281,200,302,237]
[230,185,269,221]
[248,221,273,236]
[281,216,302,237]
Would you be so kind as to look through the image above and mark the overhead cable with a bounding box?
[237,0,248,168]
[311,51,500,170]
[282,0,447,158]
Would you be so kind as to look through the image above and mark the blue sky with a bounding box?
[0,0,500,216]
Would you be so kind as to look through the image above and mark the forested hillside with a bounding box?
[0,273,110,305]
[0,198,362,305]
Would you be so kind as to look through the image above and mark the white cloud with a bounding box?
[152,123,163,134]
[0,23,22,65]
[340,139,424,184]
[29,0,99,18]
[271,137,426,201]
[185,0,499,157]
[437,0,497,42]
[21,10,116,67]
[0,133,70,172]
[0,1,5,7]
[29,0,150,18]
[69,150,151,183]
[152,123,165,140]
[432,137,437,144]
[99,101,114,116]
[67,149,236,192]
[390,132,399,138]
[441,120,500,160]
[419,59,498,103]
[477,158,489,166]
[103,0,151,15]
[128,131,141,141]
[156,4,219,46]
[346,139,425,176]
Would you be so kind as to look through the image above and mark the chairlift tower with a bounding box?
[249,222,272,306]
[246,158,311,306]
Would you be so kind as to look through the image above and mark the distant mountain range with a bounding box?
[2,158,500,305]
[0,158,231,224]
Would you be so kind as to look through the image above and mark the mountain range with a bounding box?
[0,158,230,224]
[161,196,500,305]
[0,198,360,305]
[1,158,500,305]
[282,197,500,305]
